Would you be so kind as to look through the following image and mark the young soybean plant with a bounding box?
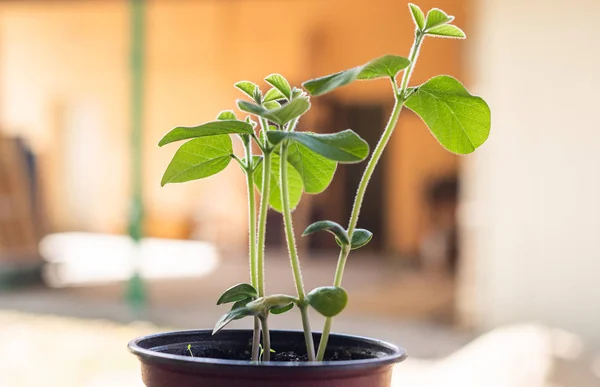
[159,76,369,361]
[301,3,491,360]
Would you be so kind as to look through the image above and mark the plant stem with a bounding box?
[259,316,271,361]
[256,117,272,359]
[316,31,426,361]
[244,139,261,362]
[279,142,315,361]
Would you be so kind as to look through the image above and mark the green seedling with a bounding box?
[187,344,194,358]
[159,3,490,362]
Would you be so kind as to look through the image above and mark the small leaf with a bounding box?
[306,286,348,317]
[426,24,466,39]
[159,120,253,146]
[271,303,294,315]
[213,307,255,335]
[263,100,281,110]
[161,136,232,186]
[425,8,454,30]
[245,116,257,128]
[280,142,337,194]
[357,55,411,80]
[217,283,258,305]
[231,297,252,311]
[265,73,292,100]
[337,228,373,250]
[238,98,310,126]
[302,220,350,245]
[216,110,237,121]
[267,130,369,163]
[302,55,410,96]
[254,153,303,212]
[408,3,425,30]
[405,75,491,154]
[235,81,260,102]
[291,87,305,99]
[263,87,286,103]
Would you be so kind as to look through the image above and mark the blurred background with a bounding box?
[0,0,598,386]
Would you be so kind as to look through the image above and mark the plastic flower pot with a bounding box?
[128,329,406,387]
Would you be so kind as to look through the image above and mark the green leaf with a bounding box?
[409,3,425,30]
[356,55,411,80]
[161,136,233,186]
[302,220,350,245]
[291,87,305,99]
[213,307,255,335]
[235,81,260,103]
[245,116,257,128]
[271,302,294,315]
[306,286,348,317]
[254,153,303,212]
[263,87,286,103]
[405,75,491,154]
[265,73,291,100]
[426,24,466,39]
[425,8,454,30]
[216,110,237,121]
[158,120,253,146]
[284,142,337,194]
[238,98,310,126]
[263,101,281,110]
[217,283,258,305]
[337,228,373,250]
[303,55,410,96]
[267,130,369,163]
[231,297,252,311]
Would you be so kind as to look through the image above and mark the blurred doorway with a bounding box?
[308,102,387,253]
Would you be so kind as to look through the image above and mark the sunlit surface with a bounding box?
[39,233,219,287]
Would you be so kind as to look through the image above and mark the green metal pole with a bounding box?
[126,0,146,312]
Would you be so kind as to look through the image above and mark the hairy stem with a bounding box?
[244,139,261,362]
[316,31,426,361]
[280,142,315,361]
[259,316,271,361]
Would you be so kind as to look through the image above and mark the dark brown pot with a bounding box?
[128,329,406,387]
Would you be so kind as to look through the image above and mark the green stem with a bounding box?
[244,140,261,362]
[259,316,271,361]
[316,31,427,361]
[279,142,315,361]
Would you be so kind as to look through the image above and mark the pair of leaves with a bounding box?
[409,3,465,39]
[302,220,373,250]
[238,98,310,126]
[214,283,259,335]
[303,55,410,96]
[405,75,491,154]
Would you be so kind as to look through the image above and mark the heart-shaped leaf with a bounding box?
[265,74,291,100]
[161,135,233,186]
[263,87,286,103]
[281,142,337,194]
[217,283,258,305]
[409,3,425,30]
[426,24,465,39]
[254,153,303,212]
[238,98,310,126]
[302,220,350,246]
[306,286,348,317]
[335,228,373,250]
[425,8,454,30]
[302,55,410,96]
[159,120,253,146]
[267,130,369,163]
[235,81,261,103]
[405,75,491,154]
[213,307,255,335]
[216,110,237,121]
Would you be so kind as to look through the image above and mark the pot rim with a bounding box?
[128,329,407,372]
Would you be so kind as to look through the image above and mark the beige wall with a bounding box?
[0,0,467,255]
[460,0,600,341]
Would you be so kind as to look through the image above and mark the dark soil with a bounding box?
[181,339,376,362]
